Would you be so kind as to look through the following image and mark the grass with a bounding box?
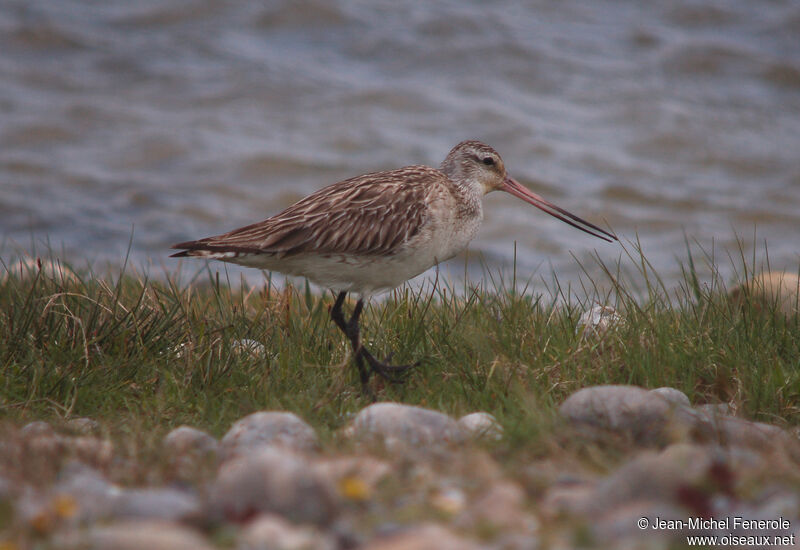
[0,240,799,457]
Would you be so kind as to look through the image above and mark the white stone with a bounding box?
[65,417,101,435]
[560,385,697,444]
[576,304,623,338]
[2,257,79,285]
[220,411,318,460]
[649,387,691,408]
[20,420,55,438]
[163,426,217,458]
[729,271,800,317]
[232,339,267,356]
[457,412,503,441]
[345,403,464,449]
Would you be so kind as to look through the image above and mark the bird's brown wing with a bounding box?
[172,166,441,258]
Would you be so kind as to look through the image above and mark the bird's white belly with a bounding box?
[226,208,483,296]
[228,252,432,295]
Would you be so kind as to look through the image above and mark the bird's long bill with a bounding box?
[502,177,617,242]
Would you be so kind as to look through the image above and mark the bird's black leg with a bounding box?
[345,298,418,382]
[329,292,418,389]
[329,291,349,333]
[330,292,371,390]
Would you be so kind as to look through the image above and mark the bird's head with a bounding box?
[440,140,508,195]
[441,140,617,242]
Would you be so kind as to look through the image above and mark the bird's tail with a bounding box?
[170,242,256,260]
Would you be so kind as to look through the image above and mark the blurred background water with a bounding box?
[1,0,799,292]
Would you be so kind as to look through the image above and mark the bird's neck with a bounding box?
[440,160,485,217]
[451,177,484,220]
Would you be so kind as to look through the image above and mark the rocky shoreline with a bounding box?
[2,385,799,549]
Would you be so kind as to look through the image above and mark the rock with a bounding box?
[457,412,503,441]
[42,465,200,524]
[65,436,114,468]
[18,422,113,469]
[751,489,800,525]
[550,444,757,518]
[237,514,337,550]
[52,464,120,524]
[220,412,319,460]
[314,456,392,502]
[650,387,691,408]
[209,447,338,525]
[65,417,101,435]
[430,487,467,516]
[710,416,799,456]
[541,483,596,518]
[456,481,535,532]
[2,256,79,285]
[163,426,218,455]
[111,487,202,522]
[559,385,698,445]
[362,524,482,550]
[344,403,464,449]
[22,433,66,469]
[0,475,14,501]
[591,500,686,543]
[18,465,117,531]
[232,339,267,356]
[576,304,623,338]
[163,426,219,481]
[55,520,214,550]
[589,444,714,513]
[729,271,800,317]
[695,403,733,420]
[21,420,55,437]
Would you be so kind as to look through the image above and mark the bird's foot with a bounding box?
[361,349,419,383]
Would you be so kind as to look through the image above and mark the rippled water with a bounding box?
[1,0,799,291]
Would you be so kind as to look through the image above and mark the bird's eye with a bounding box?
[481,157,495,166]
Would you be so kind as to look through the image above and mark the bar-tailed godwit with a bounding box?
[171,140,616,391]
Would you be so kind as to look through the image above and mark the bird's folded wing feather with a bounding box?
[173,167,440,257]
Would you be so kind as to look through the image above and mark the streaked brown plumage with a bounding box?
[174,166,433,259]
[171,140,616,392]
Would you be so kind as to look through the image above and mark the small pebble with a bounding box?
[111,487,201,522]
[457,412,503,441]
[232,338,267,356]
[20,421,55,438]
[209,447,338,525]
[66,436,114,468]
[576,304,622,338]
[55,520,214,550]
[65,417,101,435]
[163,425,218,456]
[314,456,392,502]
[560,385,697,445]
[163,426,219,480]
[456,481,533,532]
[729,271,800,317]
[2,257,79,285]
[362,523,482,550]
[650,387,691,408]
[220,411,319,460]
[430,487,466,516]
[344,403,464,449]
[695,403,733,419]
[238,514,337,550]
